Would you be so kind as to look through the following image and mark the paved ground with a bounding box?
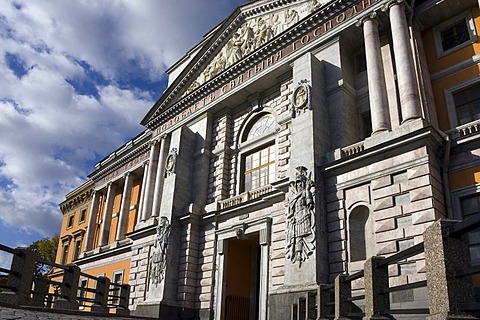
[0,305,150,320]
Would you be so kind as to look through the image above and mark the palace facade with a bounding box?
[55,0,480,318]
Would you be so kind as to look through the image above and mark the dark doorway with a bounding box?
[224,233,260,320]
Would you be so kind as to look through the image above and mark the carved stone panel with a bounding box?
[148,216,171,286]
[183,0,329,96]
[285,166,316,267]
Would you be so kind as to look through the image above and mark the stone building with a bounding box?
[54,0,480,318]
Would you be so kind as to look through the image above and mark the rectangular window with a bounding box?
[72,239,82,261]
[433,11,477,57]
[79,209,87,223]
[111,271,124,306]
[67,214,75,229]
[243,144,276,192]
[460,194,480,265]
[441,20,469,51]
[61,243,69,265]
[78,279,88,309]
[454,83,480,126]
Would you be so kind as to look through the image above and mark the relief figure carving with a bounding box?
[285,9,299,28]
[254,17,274,47]
[286,166,316,266]
[149,216,171,286]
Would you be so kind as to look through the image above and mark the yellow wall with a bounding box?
[449,166,480,190]
[82,259,130,282]
[56,202,91,265]
[422,6,480,131]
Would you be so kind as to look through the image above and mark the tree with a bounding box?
[28,235,59,276]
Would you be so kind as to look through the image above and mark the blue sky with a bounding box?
[0,0,246,264]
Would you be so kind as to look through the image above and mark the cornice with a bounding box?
[59,187,94,215]
[88,141,150,183]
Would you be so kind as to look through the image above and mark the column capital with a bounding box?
[107,181,118,189]
[355,11,378,27]
[123,171,135,179]
[150,137,162,146]
[381,0,410,13]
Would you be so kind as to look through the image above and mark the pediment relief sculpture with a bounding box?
[183,0,328,97]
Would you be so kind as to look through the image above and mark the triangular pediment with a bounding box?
[141,0,330,126]
[180,0,329,96]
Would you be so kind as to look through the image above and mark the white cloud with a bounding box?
[0,0,245,240]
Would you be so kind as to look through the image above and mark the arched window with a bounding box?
[240,114,277,193]
[246,115,276,140]
[349,205,373,262]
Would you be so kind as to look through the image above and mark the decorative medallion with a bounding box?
[286,166,316,267]
[149,217,171,286]
[291,80,310,118]
[164,148,177,177]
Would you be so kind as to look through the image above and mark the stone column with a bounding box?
[363,256,390,320]
[99,182,116,247]
[424,220,476,319]
[259,228,270,320]
[116,172,134,241]
[334,274,351,319]
[384,0,421,122]
[137,162,149,224]
[151,135,170,217]
[358,13,391,134]
[215,240,227,320]
[140,140,160,221]
[317,284,332,320]
[84,190,100,252]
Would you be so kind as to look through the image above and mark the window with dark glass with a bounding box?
[454,82,480,125]
[67,214,75,228]
[460,194,480,265]
[79,208,87,223]
[441,19,470,51]
[61,243,69,265]
[72,239,82,261]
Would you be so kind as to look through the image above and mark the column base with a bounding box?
[134,217,158,231]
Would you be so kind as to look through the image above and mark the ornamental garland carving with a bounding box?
[286,166,316,266]
[149,217,171,286]
[184,0,328,96]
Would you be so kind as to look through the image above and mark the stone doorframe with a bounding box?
[214,217,271,320]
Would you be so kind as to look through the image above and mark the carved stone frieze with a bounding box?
[286,166,316,266]
[148,216,171,286]
[184,0,328,96]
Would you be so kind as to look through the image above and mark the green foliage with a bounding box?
[28,235,59,275]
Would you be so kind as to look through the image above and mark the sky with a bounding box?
[0,0,247,265]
